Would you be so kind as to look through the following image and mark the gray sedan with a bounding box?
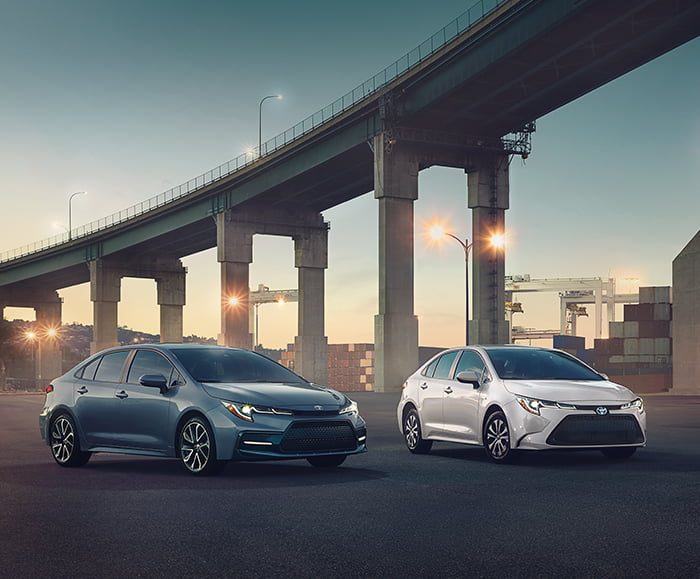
[40,344,367,475]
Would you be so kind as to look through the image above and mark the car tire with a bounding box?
[50,413,91,467]
[601,446,637,459]
[307,454,347,468]
[483,410,517,463]
[403,408,433,454]
[178,416,223,476]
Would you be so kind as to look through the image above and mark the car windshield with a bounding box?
[487,348,604,381]
[172,348,307,384]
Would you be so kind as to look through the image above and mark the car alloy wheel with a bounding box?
[403,408,433,454]
[178,417,222,476]
[50,414,91,467]
[484,410,516,463]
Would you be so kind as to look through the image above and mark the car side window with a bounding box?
[454,350,486,379]
[79,357,101,381]
[126,350,176,386]
[93,351,130,383]
[422,357,440,377]
[433,351,459,380]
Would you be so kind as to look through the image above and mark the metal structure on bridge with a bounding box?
[1,0,699,391]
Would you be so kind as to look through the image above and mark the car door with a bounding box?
[442,350,486,443]
[110,349,180,452]
[418,350,459,438]
[73,350,131,447]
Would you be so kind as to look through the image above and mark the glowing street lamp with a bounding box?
[68,191,87,241]
[429,224,507,345]
[258,94,282,158]
[429,224,473,345]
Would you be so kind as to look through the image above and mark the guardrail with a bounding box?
[0,0,506,264]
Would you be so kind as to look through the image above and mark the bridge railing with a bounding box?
[1,0,506,264]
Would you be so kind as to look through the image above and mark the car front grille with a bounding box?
[280,421,358,453]
[547,415,644,446]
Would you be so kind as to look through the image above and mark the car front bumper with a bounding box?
[506,401,647,451]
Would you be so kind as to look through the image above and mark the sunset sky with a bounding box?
[1,0,698,349]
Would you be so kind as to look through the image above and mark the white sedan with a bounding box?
[397,345,646,462]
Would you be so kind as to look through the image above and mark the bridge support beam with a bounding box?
[373,135,419,392]
[157,268,186,344]
[35,297,63,387]
[90,260,121,354]
[90,257,187,353]
[467,155,510,345]
[0,288,63,388]
[217,213,254,349]
[294,228,328,386]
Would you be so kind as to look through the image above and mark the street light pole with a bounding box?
[68,191,87,241]
[443,232,472,346]
[258,94,282,158]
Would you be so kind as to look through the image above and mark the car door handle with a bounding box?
[420,383,428,390]
[77,386,88,395]
[115,390,128,399]
[444,386,453,394]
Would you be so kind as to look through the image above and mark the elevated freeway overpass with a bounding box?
[1,0,699,390]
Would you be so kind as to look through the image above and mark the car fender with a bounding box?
[40,404,88,450]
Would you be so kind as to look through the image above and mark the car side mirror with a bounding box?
[456,371,480,388]
[140,374,168,393]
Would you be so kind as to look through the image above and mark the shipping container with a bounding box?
[553,334,585,351]
[609,322,624,338]
[653,303,672,321]
[639,286,671,304]
[624,338,639,355]
[655,338,671,356]
[638,320,670,338]
[624,303,654,321]
[623,321,639,338]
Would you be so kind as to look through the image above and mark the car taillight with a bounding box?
[45,384,54,394]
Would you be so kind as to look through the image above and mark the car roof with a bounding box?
[93,343,243,355]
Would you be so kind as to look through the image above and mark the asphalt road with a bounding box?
[1,392,699,578]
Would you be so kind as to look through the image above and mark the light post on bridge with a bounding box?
[258,94,282,158]
[68,191,87,241]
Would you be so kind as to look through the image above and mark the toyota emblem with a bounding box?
[595,406,609,416]
[314,405,323,410]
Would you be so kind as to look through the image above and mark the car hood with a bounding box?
[503,379,635,403]
[200,381,347,410]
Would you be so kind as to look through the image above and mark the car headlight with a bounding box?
[221,401,293,422]
[621,397,644,413]
[516,396,575,415]
[340,399,359,416]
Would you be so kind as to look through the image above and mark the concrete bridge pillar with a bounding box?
[90,260,121,354]
[467,155,510,345]
[217,212,254,349]
[373,135,419,392]
[294,227,328,386]
[156,267,186,343]
[35,297,63,386]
